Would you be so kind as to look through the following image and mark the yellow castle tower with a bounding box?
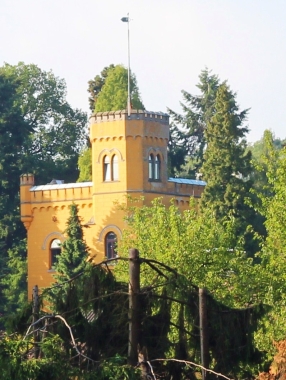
[20,110,205,298]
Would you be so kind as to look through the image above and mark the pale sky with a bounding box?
[1,0,286,142]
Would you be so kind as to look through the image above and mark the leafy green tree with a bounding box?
[95,65,144,112]
[118,198,254,306]
[117,198,257,377]
[77,147,92,182]
[0,70,32,218]
[0,62,88,183]
[168,69,220,177]
[0,62,88,317]
[87,64,115,112]
[249,130,283,197]
[253,144,286,361]
[0,71,32,315]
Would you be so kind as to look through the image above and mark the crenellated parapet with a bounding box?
[28,182,93,204]
[20,177,93,230]
[89,109,169,125]
[90,110,169,144]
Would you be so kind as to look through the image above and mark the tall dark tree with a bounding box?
[200,83,256,252]
[168,69,220,177]
[0,72,31,314]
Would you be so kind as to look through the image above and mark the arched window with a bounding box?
[103,156,111,181]
[149,153,161,181]
[154,155,160,180]
[112,155,119,181]
[148,154,154,180]
[105,232,117,259]
[50,239,61,269]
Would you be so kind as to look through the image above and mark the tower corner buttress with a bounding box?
[20,174,35,230]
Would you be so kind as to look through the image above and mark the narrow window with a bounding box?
[148,154,154,180]
[103,156,111,181]
[154,155,160,180]
[50,239,61,269]
[105,232,117,259]
[112,155,119,181]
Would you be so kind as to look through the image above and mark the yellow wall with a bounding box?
[21,110,204,299]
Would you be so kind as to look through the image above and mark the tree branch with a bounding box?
[23,314,99,364]
[150,358,234,380]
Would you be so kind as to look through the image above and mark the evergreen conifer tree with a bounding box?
[47,203,91,318]
[168,69,220,177]
[54,203,89,282]
[200,83,255,252]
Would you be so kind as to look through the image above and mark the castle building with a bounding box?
[20,110,205,298]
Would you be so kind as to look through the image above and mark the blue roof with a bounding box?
[168,177,206,186]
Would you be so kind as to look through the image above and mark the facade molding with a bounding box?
[97,148,124,164]
[42,231,65,250]
[98,225,122,242]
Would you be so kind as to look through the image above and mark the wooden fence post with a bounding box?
[128,248,140,366]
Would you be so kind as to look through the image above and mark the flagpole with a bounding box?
[121,14,131,117]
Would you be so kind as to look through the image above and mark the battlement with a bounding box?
[20,173,35,186]
[89,109,169,125]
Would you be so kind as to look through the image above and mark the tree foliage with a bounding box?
[168,69,220,177]
[199,83,260,254]
[253,142,286,357]
[116,198,258,377]
[52,203,89,284]
[0,62,89,319]
[95,65,144,112]
[77,147,92,182]
[1,241,27,318]
[200,83,251,216]
[87,64,115,112]
[0,62,88,183]
[249,130,283,199]
[0,71,31,315]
